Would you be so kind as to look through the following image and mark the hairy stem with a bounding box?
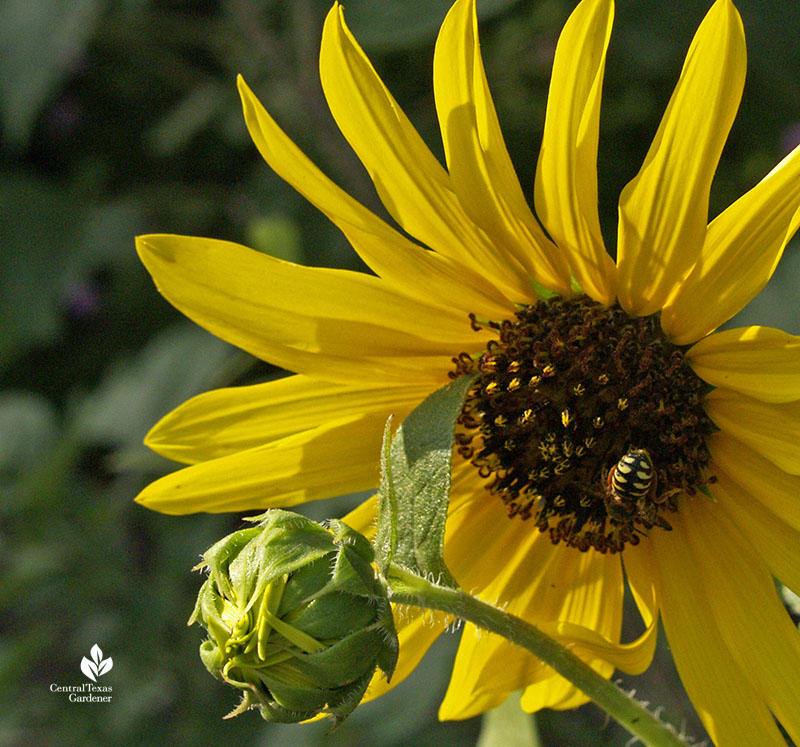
[387,565,685,747]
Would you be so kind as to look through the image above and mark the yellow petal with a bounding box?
[340,487,451,702]
[433,0,572,297]
[662,143,800,343]
[712,470,800,593]
[527,662,601,713]
[237,76,516,320]
[145,375,429,465]
[620,535,660,631]
[444,464,531,589]
[439,625,537,720]
[616,0,746,316]
[522,666,603,713]
[534,0,617,305]
[707,431,800,532]
[444,467,617,639]
[135,412,388,514]
[648,505,788,745]
[438,626,516,719]
[342,492,378,538]
[441,623,622,718]
[319,5,537,303]
[438,478,654,719]
[137,233,483,386]
[438,498,605,718]
[677,497,800,743]
[538,617,657,676]
[447,464,656,677]
[687,326,800,402]
[363,606,449,703]
[704,389,800,474]
[617,546,664,716]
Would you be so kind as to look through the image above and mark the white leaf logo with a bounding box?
[80,644,113,682]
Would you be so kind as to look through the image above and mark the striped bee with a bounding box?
[604,449,656,520]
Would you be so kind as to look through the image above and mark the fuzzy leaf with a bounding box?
[377,374,476,586]
[375,416,398,576]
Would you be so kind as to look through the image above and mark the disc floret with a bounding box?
[452,296,716,553]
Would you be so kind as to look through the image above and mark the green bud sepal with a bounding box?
[189,509,398,727]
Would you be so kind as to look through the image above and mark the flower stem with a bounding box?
[387,565,685,747]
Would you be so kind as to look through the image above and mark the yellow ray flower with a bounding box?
[135,0,800,742]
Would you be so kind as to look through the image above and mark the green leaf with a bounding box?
[376,374,477,586]
[0,0,102,146]
[0,176,145,368]
[146,81,228,156]
[477,695,542,747]
[0,392,58,481]
[245,213,304,264]
[0,174,83,361]
[73,323,235,451]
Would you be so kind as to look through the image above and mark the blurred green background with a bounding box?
[3,0,799,745]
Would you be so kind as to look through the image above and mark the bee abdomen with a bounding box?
[611,449,654,500]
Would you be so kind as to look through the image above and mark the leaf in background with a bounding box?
[73,324,238,456]
[376,374,476,585]
[345,0,519,52]
[245,213,303,264]
[76,197,145,269]
[0,175,146,368]
[146,81,229,157]
[0,0,102,146]
[0,392,59,485]
[477,695,541,747]
[0,174,83,361]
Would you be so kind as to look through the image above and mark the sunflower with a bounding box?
[136,0,800,742]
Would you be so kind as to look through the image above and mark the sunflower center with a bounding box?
[451,295,716,554]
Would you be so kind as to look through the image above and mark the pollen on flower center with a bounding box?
[450,296,716,554]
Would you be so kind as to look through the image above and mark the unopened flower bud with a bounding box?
[189,509,398,726]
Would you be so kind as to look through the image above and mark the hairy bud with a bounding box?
[189,509,398,727]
